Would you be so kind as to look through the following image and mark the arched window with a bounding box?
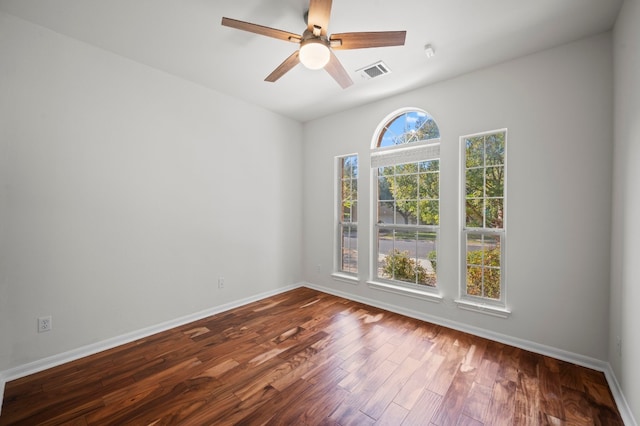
[370,109,441,293]
[376,110,440,148]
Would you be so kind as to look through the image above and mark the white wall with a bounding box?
[0,82,9,370]
[0,12,303,370]
[612,0,640,421]
[303,33,613,361]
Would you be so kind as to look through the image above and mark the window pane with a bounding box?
[486,198,504,229]
[484,268,501,299]
[377,228,394,280]
[342,204,352,222]
[342,180,354,222]
[466,233,483,264]
[419,160,439,172]
[342,178,352,201]
[485,166,504,197]
[395,200,417,225]
[341,225,358,273]
[395,163,418,175]
[381,229,420,285]
[418,200,439,226]
[466,234,484,296]
[351,201,358,223]
[486,133,505,166]
[415,116,440,141]
[378,201,393,224]
[377,229,438,287]
[419,231,437,286]
[378,111,440,148]
[395,174,418,199]
[466,266,483,296]
[419,172,439,199]
[466,199,483,227]
[466,233,502,299]
[378,174,393,201]
[466,137,484,167]
[466,168,483,197]
[483,234,501,267]
[464,133,505,230]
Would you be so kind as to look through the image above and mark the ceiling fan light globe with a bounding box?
[299,39,330,70]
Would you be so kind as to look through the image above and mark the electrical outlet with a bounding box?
[218,276,224,289]
[38,316,52,333]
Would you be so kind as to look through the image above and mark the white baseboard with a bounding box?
[602,364,638,426]
[302,282,637,426]
[0,283,300,415]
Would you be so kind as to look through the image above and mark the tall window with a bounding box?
[371,110,440,290]
[336,155,358,275]
[461,130,506,306]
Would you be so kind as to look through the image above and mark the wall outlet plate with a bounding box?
[38,316,52,333]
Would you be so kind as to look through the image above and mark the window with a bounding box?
[460,130,507,311]
[371,110,440,293]
[335,154,358,276]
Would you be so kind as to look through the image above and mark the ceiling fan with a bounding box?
[221,0,406,89]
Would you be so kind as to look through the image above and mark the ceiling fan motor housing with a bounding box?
[299,30,331,70]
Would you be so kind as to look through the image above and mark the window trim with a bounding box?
[458,128,509,316]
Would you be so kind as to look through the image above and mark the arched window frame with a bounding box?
[368,108,443,301]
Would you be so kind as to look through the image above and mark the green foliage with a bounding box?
[341,156,358,222]
[464,132,505,229]
[379,160,439,225]
[466,247,501,299]
[382,249,436,287]
[414,116,440,141]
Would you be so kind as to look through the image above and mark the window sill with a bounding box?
[331,273,360,285]
[455,299,511,318]
[367,281,443,303]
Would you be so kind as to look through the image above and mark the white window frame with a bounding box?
[333,154,359,284]
[456,129,510,318]
[367,108,443,302]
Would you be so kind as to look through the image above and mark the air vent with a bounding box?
[357,61,391,80]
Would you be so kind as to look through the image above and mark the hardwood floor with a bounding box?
[0,287,623,425]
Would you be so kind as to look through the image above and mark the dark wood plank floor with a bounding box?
[0,287,623,425]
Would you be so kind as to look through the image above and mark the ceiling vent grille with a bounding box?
[358,61,391,80]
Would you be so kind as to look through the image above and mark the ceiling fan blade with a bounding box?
[307,0,332,36]
[324,50,353,89]
[330,31,407,50]
[221,17,301,43]
[265,51,301,82]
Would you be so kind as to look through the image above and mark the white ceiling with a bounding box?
[0,0,623,122]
